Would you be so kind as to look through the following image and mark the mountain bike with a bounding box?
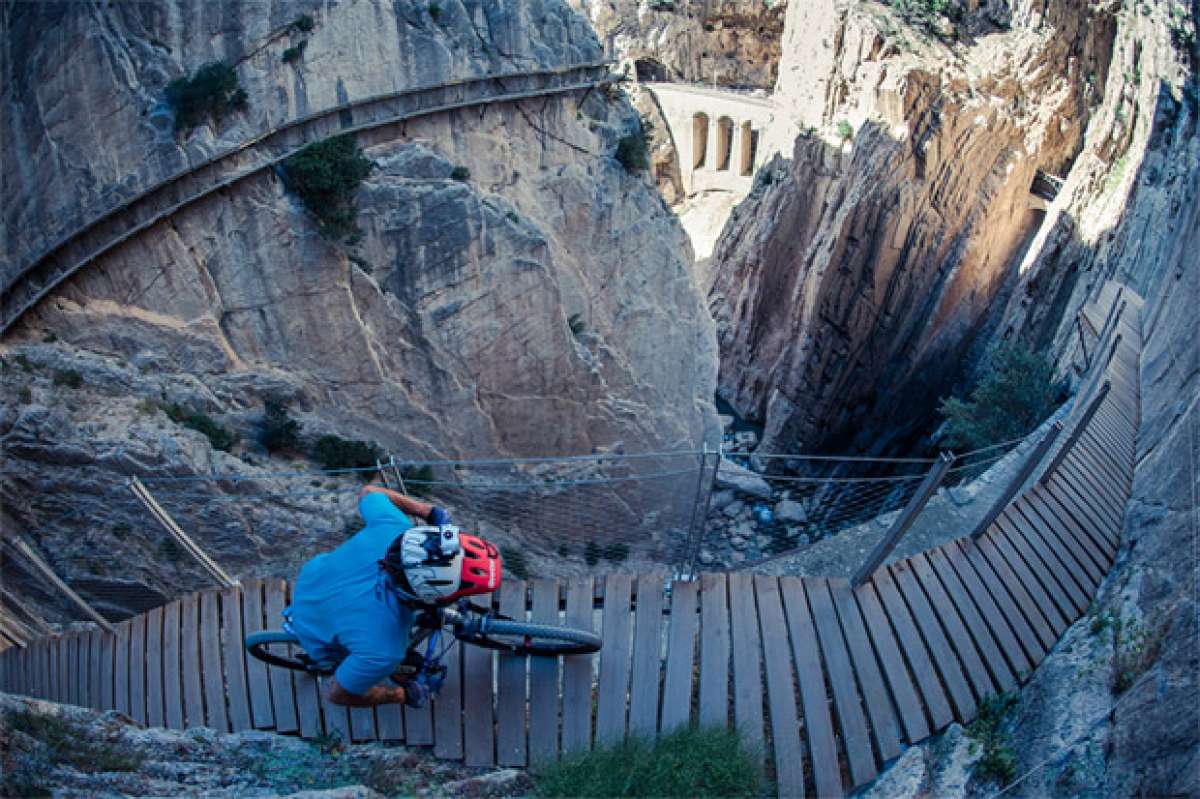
[245,598,602,697]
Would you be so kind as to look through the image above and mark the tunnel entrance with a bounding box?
[634,58,668,83]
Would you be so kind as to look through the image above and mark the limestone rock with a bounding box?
[774,498,807,524]
[714,457,771,498]
[722,499,746,518]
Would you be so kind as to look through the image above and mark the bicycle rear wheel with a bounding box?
[244,630,331,674]
[455,620,602,656]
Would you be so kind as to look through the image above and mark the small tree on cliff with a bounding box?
[281,134,374,241]
[165,61,248,133]
[937,343,1065,452]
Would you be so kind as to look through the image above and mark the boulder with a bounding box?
[709,489,737,511]
[730,535,748,550]
[722,499,746,518]
[698,549,716,566]
[775,499,808,524]
[715,457,771,499]
[719,414,735,432]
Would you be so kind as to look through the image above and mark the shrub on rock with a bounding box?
[165,61,248,133]
[281,134,374,241]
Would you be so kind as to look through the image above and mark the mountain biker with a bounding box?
[284,481,501,709]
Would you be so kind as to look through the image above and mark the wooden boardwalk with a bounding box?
[1,62,613,333]
[0,284,1141,796]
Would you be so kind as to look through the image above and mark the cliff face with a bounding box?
[709,0,1115,454]
[0,1,718,618]
[566,0,786,89]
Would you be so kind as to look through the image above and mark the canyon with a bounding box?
[1,0,1197,796]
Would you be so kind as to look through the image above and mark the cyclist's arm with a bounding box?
[359,484,434,521]
[325,674,407,707]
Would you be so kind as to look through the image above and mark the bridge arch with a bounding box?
[740,121,757,176]
[715,116,734,171]
[692,112,709,170]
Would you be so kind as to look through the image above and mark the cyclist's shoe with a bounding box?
[403,681,430,709]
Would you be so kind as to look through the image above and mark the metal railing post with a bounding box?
[129,477,237,588]
[683,444,718,579]
[969,422,1063,540]
[1075,316,1091,372]
[1039,381,1111,487]
[850,452,955,588]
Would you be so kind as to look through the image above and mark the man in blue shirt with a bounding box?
[286,483,451,708]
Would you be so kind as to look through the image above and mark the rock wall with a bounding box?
[0,1,718,620]
[708,0,1116,455]
[566,0,786,89]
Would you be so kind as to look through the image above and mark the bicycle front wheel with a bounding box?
[456,620,602,656]
[244,630,331,674]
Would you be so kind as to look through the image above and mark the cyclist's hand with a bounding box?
[403,681,430,709]
[427,506,451,526]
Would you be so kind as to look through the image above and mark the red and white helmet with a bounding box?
[382,526,502,604]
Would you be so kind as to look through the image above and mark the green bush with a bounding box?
[281,134,374,241]
[400,464,434,498]
[428,3,442,20]
[836,119,854,141]
[891,0,953,31]
[966,692,1018,786]
[449,165,470,181]
[4,707,144,776]
[163,402,240,452]
[18,385,32,404]
[259,399,301,453]
[312,434,382,474]
[584,540,601,566]
[602,542,629,563]
[282,40,307,63]
[292,13,315,32]
[615,131,649,172]
[533,725,761,797]
[53,369,83,389]
[937,343,1064,452]
[165,61,248,133]
[501,545,530,580]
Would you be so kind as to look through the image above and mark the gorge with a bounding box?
[1,0,1197,796]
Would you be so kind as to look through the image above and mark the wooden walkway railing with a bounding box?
[0,284,1142,797]
[1,61,614,333]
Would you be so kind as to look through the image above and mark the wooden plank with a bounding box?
[628,573,665,738]
[377,702,404,742]
[596,575,634,746]
[807,577,876,786]
[852,581,930,743]
[179,593,205,729]
[319,678,352,744]
[74,633,87,709]
[984,526,1069,635]
[909,554,997,700]
[1083,419,1129,468]
[1060,457,1125,521]
[114,621,131,716]
[660,579,699,735]
[55,635,67,703]
[87,630,102,710]
[971,536,1057,652]
[462,592,496,767]
[1004,505,1093,608]
[779,576,843,799]
[129,613,147,724]
[887,563,977,721]
[1024,489,1108,579]
[1047,471,1120,540]
[528,579,561,764]
[1042,475,1118,554]
[240,580,275,730]
[560,577,595,755]
[923,550,1016,693]
[219,587,254,732]
[264,580,301,734]
[350,706,378,743]
[285,578,328,739]
[199,591,228,731]
[432,633,464,759]
[146,606,165,727]
[1014,498,1102,589]
[829,579,903,761]
[66,632,78,706]
[728,572,764,748]
[754,576,806,799]
[496,579,528,767]
[402,692,433,746]
[995,512,1086,617]
[100,628,116,710]
[698,573,730,728]
[1073,432,1129,490]
[161,602,183,729]
[938,543,1033,680]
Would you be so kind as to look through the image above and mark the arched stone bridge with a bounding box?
[642,82,778,198]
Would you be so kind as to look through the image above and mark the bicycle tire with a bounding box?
[455,619,602,656]
[244,630,331,674]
